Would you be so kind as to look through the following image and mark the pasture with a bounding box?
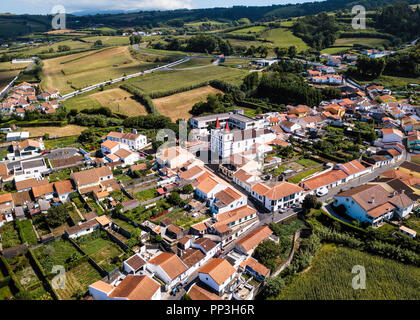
[277,244,420,300]
[19,125,86,138]
[229,26,267,34]
[90,88,148,116]
[82,36,130,46]
[41,46,155,94]
[334,37,389,47]
[126,66,248,95]
[261,28,309,51]
[153,85,223,121]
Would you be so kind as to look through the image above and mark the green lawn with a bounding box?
[49,167,76,182]
[86,197,104,215]
[0,284,14,300]
[295,158,320,168]
[17,220,38,246]
[288,168,323,184]
[126,66,248,95]
[0,223,21,249]
[277,244,420,300]
[404,216,420,235]
[360,75,420,91]
[333,37,389,47]
[61,95,103,112]
[111,217,139,235]
[134,188,158,203]
[321,47,352,55]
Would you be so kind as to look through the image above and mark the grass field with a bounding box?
[127,66,247,95]
[261,28,308,52]
[18,220,37,246]
[153,85,222,121]
[43,135,81,149]
[82,36,130,46]
[19,125,86,138]
[134,188,158,202]
[17,39,92,58]
[90,88,148,116]
[41,46,154,94]
[334,37,389,47]
[0,61,30,90]
[295,158,320,168]
[229,26,267,35]
[277,244,420,300]
[321,47,353,55]
[55,261,102,300]
[0,223,21,249]
[360,75,420,91]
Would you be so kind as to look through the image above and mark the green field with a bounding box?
[17,220,38,246]
[360,75,420,91]
[134,188,158,202]
[77,231,123,272]
[334,37,389,47]
[82,36,130,46]
[278,245,420,300]
[33,239,81,272]
[0,223,21,249]
[126,66,247,95]
[261,28,308,52]
[230,26,267,35]
[295,158,320,168]
[288,168,323,184]
[321,47,352,55]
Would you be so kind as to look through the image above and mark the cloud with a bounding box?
[12,0,194,13]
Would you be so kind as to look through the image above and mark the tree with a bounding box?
[182,184,194,194]
[94,40,103,46]
[274,47,288,59]
[287,46,297,59]
[302,194,317,214]
[262,277,285,298]
[46,204,69,228]
[167,192,182,206]
[253,240,283,271]
[242,72,259,92]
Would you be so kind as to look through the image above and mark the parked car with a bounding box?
[316,187,329,197]
[279,208,286,213]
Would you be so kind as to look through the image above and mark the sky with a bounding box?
[0,0,320,15]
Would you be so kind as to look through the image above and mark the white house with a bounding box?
[12,138,45,158]
[105,129,147,150]
[280,120,301,133]
[12,158,49,182]
[146,252,189,290]
[123,254,147,274]
[191,237,221,264]
[251,182,304,212]
[333,184,414,226]
[210,187,248,215]
[232,169,261,193]
[198,258,236,294]
[65,219,101,239]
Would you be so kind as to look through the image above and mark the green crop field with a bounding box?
[261,28,308,51]
[126,66,247,95]
[0,223,21,249]
[321,47,353,55]
[277,244,420,300]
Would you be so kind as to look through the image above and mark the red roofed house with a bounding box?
[198,258,236,294]
[251,182,304,212]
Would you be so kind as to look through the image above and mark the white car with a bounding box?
[316,187,328,197]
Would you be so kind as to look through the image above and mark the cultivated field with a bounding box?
[41,46,155,94]
[229,26,267,34]
[19,125,86,138]
[277,244,420,300]
[127,66,248,95]
[82,36,130,46]
[153,85,223,121]
[90,88,148,116]
[334,37,389,47]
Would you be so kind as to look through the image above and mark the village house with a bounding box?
[104,129,147,150]
[70,166,117,194]
[11,138,45,158]
[146,252,189,290]
[333,184,414,226]
[234,225,273,256]
[251,182,304,212]
[198,258,236,295]
[89,275,161,300]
